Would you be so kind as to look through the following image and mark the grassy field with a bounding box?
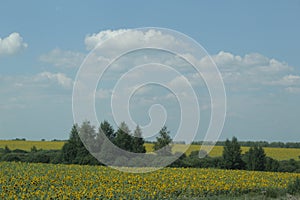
[1,140,299,161]
[0,162,299,199]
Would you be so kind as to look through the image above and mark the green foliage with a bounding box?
[114,122,134,152]
[100,120,115,139]
[4,145,11,153]
[132,125,146,153]
[1,153,23,162]
[265,157,280,172]
[61,123,99,165]
[31,145,38,153]
[153,126,173,156]
[264,188,286,198]
[28,151,50,163]
[244,145,266,171]
[287,177,300,195]
[222,137,245,170]
[279,159,299,172]
[79,121,98,153]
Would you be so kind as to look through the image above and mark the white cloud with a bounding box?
[197,51,297,91]
[82,29,299,96]
[0,72,73,111]
[268,75,300,86]
[34,72,73,89]
[85,29,129,50]
[39,48,85,68]
[210,51,292,73]
[0,32,28,56]
[84,29,178,52]
[167,76,191,93]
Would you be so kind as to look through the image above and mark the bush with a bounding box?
[287,177,300,195]
[12,149,28,153]
[1,153,27,162]
[28,152,50,163]
[264,188,285,198]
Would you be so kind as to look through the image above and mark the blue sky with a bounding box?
[0,1,300,142]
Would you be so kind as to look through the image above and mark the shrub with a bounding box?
[287,177,300,195]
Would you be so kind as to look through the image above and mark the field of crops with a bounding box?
[1,140,300,161]
[0,140,65,151]
[145,144,300,161]
[0,162,299,199]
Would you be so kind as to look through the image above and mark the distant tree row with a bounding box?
[192,140,300,149]
[172,137,300,173]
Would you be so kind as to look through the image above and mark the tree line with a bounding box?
[0,121,299,173]
[192,140,300,149]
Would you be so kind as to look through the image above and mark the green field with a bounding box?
[1,140,299,161]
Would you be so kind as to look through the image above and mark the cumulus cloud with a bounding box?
[85,29,129,50]
[84,29,178,52]
[209,51,292,73]
[268,75,300,86]
[39,48,85,68]
[82,29,300,97]
[196,51,297,91]
[34,72,73,89]
[0,32,28,56]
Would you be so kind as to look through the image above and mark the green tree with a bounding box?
[30,146,38,153]
[62,123,98,164]
[132,125,146,153]
[4,145,11,154]
[100,120,115,140]
[114,122,134,152]
[76,121,98,163]
[61,124,80,163]
[153,126,173,156]
[244,145,266,171]
[222,137,245,169]
[265,157,280,172]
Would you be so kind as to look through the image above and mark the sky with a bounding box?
[0,1,300,142]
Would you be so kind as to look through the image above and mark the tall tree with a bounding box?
[79,121,97,153]
[114,122,134,152]
[244,145,266,171]
[222,137,245,169]
[62,124,80,163]
[153,126,173,156]
[99,120,115,140]
[62,123,99,165]
[132,125,146,153]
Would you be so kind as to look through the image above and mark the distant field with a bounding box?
[0,140,65,151]
[146,143,300,161]
[1,140,299,161]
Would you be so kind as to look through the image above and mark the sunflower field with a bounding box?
[0,162,299,199]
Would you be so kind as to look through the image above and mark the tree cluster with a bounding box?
[169,137,300,173]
